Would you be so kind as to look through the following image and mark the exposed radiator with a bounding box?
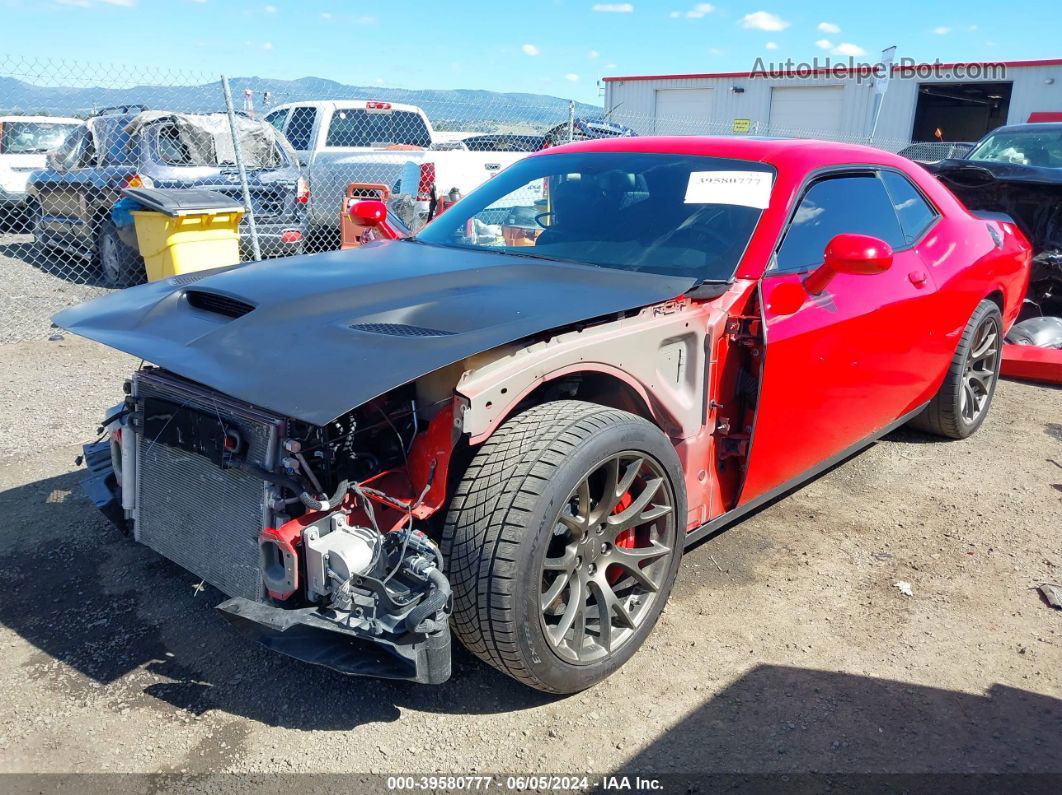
[134,370,284,602]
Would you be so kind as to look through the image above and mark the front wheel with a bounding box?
[442,401,686,693]
[909,299,1002,439]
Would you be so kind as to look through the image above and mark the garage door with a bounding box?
[769,86,844,137]
[654,88,714,135]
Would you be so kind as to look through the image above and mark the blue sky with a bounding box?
[0,0,1057,103]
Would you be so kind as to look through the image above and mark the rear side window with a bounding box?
[325,109,431,148]
[286,106,317,150]
[880,170,938,244]
[775,174,905,272]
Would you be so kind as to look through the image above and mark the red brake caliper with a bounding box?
[609,492,635,584]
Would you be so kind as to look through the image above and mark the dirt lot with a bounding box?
[0,231,111,344]
[0,334,1059,781]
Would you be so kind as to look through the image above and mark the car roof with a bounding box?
[268,100,424,114]
[532,135,915,172]
[979,122,1062,133]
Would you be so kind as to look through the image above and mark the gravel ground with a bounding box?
[0,230,111,344]
[0,334,1059,780]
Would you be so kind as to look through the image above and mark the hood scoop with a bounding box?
[185,290,255,319]
[350,322,456,338]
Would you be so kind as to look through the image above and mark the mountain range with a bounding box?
[0,75,603,132]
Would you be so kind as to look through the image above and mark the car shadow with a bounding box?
[610,664,1062,776]
[0,471,557,730]
[0,235,108,287]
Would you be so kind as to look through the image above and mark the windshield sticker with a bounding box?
[685,170,773,208]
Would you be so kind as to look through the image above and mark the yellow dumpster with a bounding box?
[124,188,245,282]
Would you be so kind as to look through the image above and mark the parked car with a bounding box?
[926,123,1061,319]
[27,109,307,286]
[462,133,545,152]
[56,136,1029,693]
[0,115,81,224]
[542,117,635,148]
[896,140,974,164]
[263,99,526,241]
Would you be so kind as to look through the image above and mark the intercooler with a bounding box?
[134,370,284,602]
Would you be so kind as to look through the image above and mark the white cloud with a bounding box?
[765,41,778,50]
[592,3,633,12]
[521,43,540,56]
[685,3,715,17]
[815,39,833,50]
[708,47,723,55]
[669,10,680,17]
[588,49,600,58]
[817,21,840,33]
[262,41,273,50]
[320,11,331,19]
[99,0,136,5]
[740,11,789,31]
[967,24,978,31]
[263,3,277,12]
[565,73,580,81]
[605,63,618,69]
[933,26,951,35]
[832,42,866,56]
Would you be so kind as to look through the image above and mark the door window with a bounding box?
[263,109,289,132]
[285,106,317,150]
[775,174,905,273]
[880,170,938,244]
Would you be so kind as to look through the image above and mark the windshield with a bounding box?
[415,152,774,281]
[967,127,1062,168]
[1,121,79,154]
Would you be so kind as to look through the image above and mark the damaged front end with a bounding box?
[85,367,454,684]
[928,159,1062,318]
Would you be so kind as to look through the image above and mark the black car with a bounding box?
[461,133,545,152]
[926,122,1062,318]
[28,109,308,286]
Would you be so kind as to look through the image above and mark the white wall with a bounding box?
[605,63,1062,150]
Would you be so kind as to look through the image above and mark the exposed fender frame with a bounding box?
[457,299,719,445]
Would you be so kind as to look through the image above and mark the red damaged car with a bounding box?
[57,137,1031,693]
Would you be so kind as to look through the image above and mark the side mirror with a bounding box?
[804,234,893,295]
[349,199,387,226]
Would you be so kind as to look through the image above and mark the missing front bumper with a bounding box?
[216,597,452,685]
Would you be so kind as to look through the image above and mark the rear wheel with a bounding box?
[909,299,1002,439]
[97,220,144,287]
[442,401,686,693]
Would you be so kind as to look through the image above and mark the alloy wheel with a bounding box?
[961,314,1000,423]
[539,452,677,665]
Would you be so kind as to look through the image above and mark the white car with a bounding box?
[263,100,524,238]
[0,115,82,216]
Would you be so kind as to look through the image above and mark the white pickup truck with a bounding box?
[263,100,527,239]
[1,115,82,217]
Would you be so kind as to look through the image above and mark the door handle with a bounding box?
[908,270,928,288]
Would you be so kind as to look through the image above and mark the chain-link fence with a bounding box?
[1,54,919,343]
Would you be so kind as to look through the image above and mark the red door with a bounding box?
[740,170,949,504]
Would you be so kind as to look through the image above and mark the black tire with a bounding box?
[442,400,686,693]
[96,220,144,287]
[909,299,1002,439]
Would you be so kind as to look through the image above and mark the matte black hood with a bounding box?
[54,241,695,425]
